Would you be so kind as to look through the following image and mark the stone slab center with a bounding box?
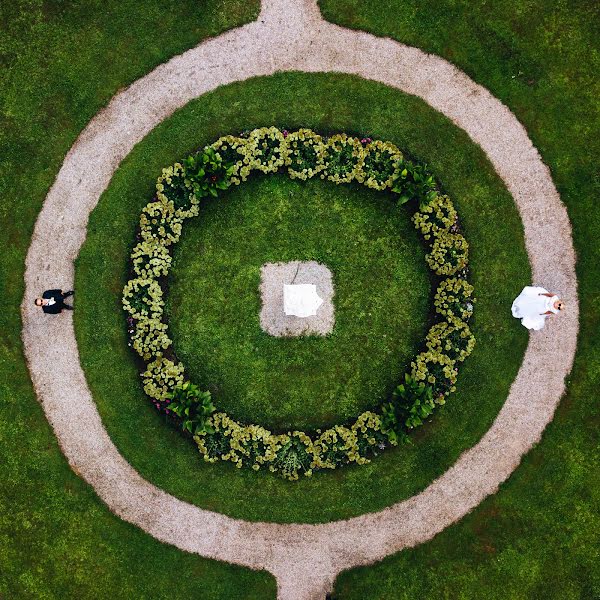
[260,261,334,337]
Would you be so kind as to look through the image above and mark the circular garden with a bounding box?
[74,73,530,522]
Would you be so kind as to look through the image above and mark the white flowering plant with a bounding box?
[122,127,475,480]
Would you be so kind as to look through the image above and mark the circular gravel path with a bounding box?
[21,1,579,598]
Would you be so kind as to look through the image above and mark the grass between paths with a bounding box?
[74,72,529,523]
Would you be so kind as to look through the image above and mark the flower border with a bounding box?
[122,127,475,480]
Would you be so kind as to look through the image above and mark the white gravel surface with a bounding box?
[21,1,579,598]
[260,261,334,336]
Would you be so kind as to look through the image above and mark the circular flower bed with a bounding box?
[122,127,476,480]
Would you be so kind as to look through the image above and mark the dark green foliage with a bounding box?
[167,382,215,435]
[393,374,435,429]
[392,159,438,206]
[160,169,193,210]
[183,146,234,199]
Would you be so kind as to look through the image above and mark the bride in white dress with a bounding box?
[511,286,564,330]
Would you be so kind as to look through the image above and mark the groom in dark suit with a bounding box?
[34,289,74,314]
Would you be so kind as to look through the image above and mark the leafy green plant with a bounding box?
[272,433,314,480]
[392,159,438,207]
[166,382,216,435]
[380,402,407,444]
[393,374,436,430]
[122,278,164,320]
[183,146,234,199]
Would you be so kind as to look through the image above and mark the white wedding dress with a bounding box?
[511,286,560,330]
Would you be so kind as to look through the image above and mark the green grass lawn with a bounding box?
[168,174,430,431]
[0,1,276,598]
[319,0,600,597]
[1,0,598,598]
[74,72,529,523]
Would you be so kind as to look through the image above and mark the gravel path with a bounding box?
[21,1,579,598]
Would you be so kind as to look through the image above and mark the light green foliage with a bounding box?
[321,133,365,183]
[434,277,476,320]
[246,126,289,173]
[285,129,326,180]
[412,194,457,241]
[122,127,474,480]
[131,318,172,360]
[142,357,185,400]
[355,139,403,190]
[426,316,475,363]
[132,239,173,279]
[411,350,458,397]
[140,201,183,245]
[426,231,469,275]
[156,162,197,215]
[210,135,252,184]
[122,278,164,320]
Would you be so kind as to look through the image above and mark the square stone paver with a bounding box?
[259,261,335,337]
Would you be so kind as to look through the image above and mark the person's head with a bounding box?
[34,298,44,307]
[554,299,564,311]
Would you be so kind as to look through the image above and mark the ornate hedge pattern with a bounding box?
[122,127,476,480]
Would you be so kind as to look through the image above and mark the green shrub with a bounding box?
[286,128,326,180]
[139,201,182,245]
[142,357,185,401]
[411,350,458,397]
[246,126,288,173]
[122,278,164,320]
[272,433,314,480]
[425,232,469,275]
[156,162,195,213]
[426,316,475,363]
[412,194,457,241]
[312,425,358,469]
[392,374,436,430]
[211,135,252,185]
[131,318,171,360]
[183,146,233,199]
[321,134,364,183]
[166,382,215,435]
[391,159,438,207]
[434,277,476,320]
[131,239,172,279]
[355,139,403,190]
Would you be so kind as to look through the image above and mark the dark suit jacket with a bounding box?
[42,289,66,314]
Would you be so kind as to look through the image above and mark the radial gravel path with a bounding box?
[21,1,578,598]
